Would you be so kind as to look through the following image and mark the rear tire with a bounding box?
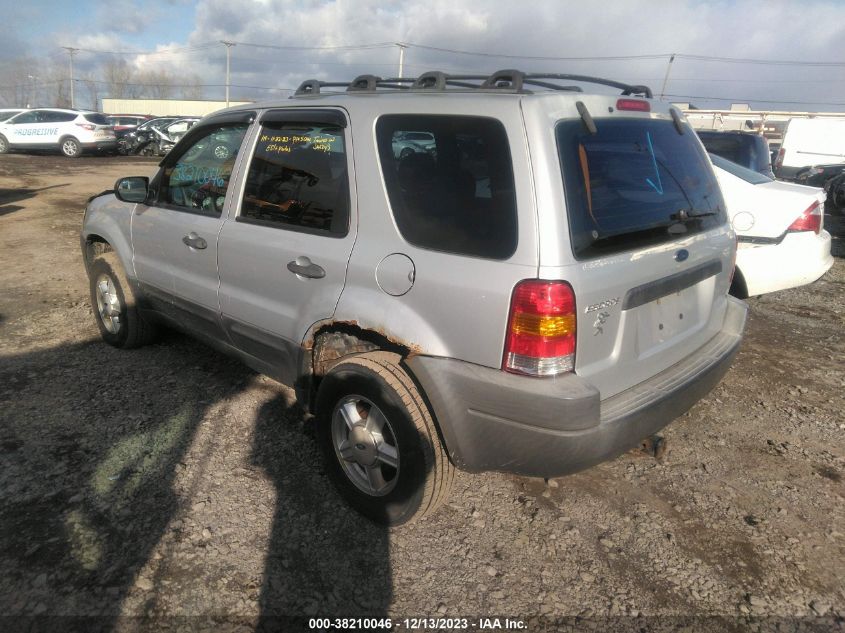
[316,352,454,526]
[61,137,82,158]
[88,252,157,349]
[0,134,9,154]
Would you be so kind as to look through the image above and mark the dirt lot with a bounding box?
[0,154,843,632]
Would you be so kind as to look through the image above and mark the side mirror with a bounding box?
[114,176,149,203]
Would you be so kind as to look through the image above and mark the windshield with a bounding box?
[710,153,773,185]
[557,119,726,259]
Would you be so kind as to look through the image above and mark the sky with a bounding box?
[1,0,844,111]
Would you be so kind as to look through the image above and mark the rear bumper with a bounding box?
[406,296,747,478]
[82,140,117,151]
[737,230,833,296]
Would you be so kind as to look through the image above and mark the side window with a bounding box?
[376,115,518,259]
[239,122,349,235]
[158,123,249,216]
[44,112,76,123]
[11,111,39,124]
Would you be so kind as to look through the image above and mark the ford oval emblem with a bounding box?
[675,249,689,262]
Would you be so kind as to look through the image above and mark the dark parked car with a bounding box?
[794,163,845,187]
[696,130,774,179]
[824,171,845,214]
[795,164,845,213]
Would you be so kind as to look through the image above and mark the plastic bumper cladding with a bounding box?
[406,296,747,478]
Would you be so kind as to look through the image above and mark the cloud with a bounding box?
[96,0,158,34]
[6,0,843,110]
[157,0,843,109]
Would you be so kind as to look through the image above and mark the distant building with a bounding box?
[674,103,845,145]
[101,98,252,117]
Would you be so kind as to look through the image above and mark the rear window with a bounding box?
[557,119,726,260]
[83,113,109,125]
[710,153,772,185]
[376,115,517,260]
[697,132,770,176]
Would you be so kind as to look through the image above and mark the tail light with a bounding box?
[774,147,785,171]
[503,280,576,377]
[788,200,822,234]
[76,123,95,131]
[616,99,650,112]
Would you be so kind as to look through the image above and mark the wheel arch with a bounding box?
[729,266,749,299]
[298,321,414,413]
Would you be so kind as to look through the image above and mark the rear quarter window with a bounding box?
[557,118,726,259]
[376,115,517,260]
[83,113,109,125]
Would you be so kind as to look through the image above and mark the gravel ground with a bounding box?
[0,154,843,632]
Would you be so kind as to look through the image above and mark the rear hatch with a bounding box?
[81,113,115,140]
[530,97,734,400]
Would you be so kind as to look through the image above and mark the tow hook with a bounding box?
[639,434,668,460]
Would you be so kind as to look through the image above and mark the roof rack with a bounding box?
[293,69,652,98]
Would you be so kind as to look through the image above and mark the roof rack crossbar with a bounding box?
[523,73,652,98]
[522,78,583,92]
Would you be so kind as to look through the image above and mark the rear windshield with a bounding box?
[83,113,109,125]
[697,132,771,176]
[710,153,772,185]
[557,119,726,259]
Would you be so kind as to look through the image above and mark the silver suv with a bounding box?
[81,71,747,525]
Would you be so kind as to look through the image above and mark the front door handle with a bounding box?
[182,232,207,250]
[287,256,325,279]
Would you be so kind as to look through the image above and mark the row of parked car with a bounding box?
[0,108,200,157]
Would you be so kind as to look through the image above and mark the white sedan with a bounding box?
[711,154,833,297]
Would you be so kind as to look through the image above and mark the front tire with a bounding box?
[61,137,82,158]
[88,253,157,349]
[316,352,454,526]
[0,134,9,154]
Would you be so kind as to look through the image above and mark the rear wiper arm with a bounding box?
[671,208,718,221]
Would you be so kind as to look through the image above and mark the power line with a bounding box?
[402,43,667,61]
[674,53,845,67]
[399,43,845,67]
[65,43,220,56]
[664,94,845,106]
[57,40,845,67]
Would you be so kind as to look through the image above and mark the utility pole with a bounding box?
[396,42,408,78]
[659,53,676,101]
[221,41,235,107]
[62,46,78,108]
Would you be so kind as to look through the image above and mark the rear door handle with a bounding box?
[182,232,207,250]
[287,256,325,279]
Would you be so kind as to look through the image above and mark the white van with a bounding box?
[775,118,845,179]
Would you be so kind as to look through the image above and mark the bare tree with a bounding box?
[0,57,39,107]
[44,60,70,108]
[102,58,134,99]
[136,69,175,99]
[82,75,101,111]
[181,74,204,101]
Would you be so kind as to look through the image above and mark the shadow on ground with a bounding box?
[0,331,394,630]
[252,394,393,628]
[0,184,69,216]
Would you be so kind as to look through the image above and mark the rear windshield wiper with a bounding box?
[671,208,719,221]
